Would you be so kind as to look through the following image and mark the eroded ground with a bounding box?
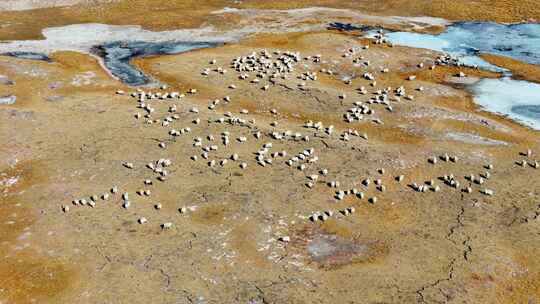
[1,9,540,304]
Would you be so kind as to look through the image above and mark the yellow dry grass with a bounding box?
[0,0,539,40]
[481,53,540,84]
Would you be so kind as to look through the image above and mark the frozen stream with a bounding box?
[90,41,217,86]
[374,22,540,130]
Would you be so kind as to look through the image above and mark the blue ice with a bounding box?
[472,78,540,130]
[92,41,217,86]
[370,22,540,130]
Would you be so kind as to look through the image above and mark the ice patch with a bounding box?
[0,95,16,105]
[471,78,540,130]
[2,51,51,61]
[371,22,540,130]
[91,41,216,86]
[0,0,117,11]
[0,8,449,85]
[374,22,540,72]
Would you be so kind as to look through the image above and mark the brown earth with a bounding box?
[1,0,540,40]
[1,10,540,304]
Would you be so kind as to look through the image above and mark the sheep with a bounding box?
[138,217,148,224]
[279,236,291,243]
[481,189,494,196]
[161,222,173,229]
[319,214,329,222]
[328,181,339,188]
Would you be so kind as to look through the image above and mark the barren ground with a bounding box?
[1,3,540,304]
